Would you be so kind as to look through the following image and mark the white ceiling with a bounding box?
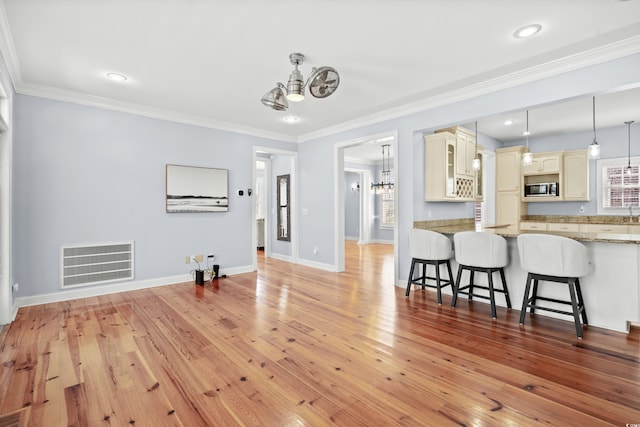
[1,0,639,147]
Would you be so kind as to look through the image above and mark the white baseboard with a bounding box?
[269,253,294,263]
[297,258,337,272]
[12,265,255,317]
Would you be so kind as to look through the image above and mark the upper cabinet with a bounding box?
[563,149,590,201]
[496,146,590,202]
[424,126,483,202]
[521,152,562,176]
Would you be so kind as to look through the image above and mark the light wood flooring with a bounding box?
[0,241,638,426]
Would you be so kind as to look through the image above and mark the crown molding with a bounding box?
[15,82,297,142]
[297,35,640,143]
[0,1,20,89]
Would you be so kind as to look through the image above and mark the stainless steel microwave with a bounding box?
[524,182,559,197]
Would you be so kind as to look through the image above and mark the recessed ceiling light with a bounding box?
[504,120,516,126]
[283,116,299,123]
[522,130,532,136]
[106,72,127,82]
[513,24,542,39]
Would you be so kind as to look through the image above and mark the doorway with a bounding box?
[252,146,298,271]
[334,131,398,285]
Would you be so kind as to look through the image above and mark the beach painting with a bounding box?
[166,164,229,212]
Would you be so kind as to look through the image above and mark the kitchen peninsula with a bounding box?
[414,218,640,333]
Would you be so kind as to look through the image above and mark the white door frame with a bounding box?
[252,146,298,271]
[334,130,398,282]
[344,168,372,244]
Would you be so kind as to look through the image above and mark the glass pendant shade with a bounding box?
[588,141,600,159]
[588,97,601,159]
[472,157,481,170]
[522,110,533,165]
[472,121,480,170]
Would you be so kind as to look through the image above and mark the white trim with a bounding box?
[0,2,20,88]
[269,252,294,263]
[252,146,298,271]
[334,130,398,280]
[298,36,640,143]
[12,265,254,318]
[297,258,337,272]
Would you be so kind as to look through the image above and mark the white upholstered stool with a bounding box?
[405,229,454,305]
[517,234,591,339]
[451,231,511,319]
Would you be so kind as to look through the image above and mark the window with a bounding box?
[380,170,395,228]
[597,156,640,215]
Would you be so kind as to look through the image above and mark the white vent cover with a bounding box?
[61,241,134,289]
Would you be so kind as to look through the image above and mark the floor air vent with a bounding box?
[61,241,134,288]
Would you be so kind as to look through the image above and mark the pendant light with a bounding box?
[626,120,634,175]
[371,144,394,194]
[522,110,533,165]
[472,121,481,170]
[588,96,601,159]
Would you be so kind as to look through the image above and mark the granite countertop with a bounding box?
[521,214,640,225]
[414,218,640,244]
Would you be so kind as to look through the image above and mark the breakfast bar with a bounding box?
[414,218,640,333]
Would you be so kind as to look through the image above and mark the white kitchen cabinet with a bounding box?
[521,152,563,175]
[496,146,526,231]
[563,149,590,201]
[424,132,458,201]
[519,221,547,231]
[547,223,580,232]
[579,223,629,233]
[425,128,481,202]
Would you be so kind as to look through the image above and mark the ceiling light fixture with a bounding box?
[283,116,299,123]
[522,110,533,166]
[106,72,127,82]
[261,53,340,112]
[371,144,394,195]
[588,96,601,159]
[504,120,516,126]
[514,24,542,39]
[626,120,634,174]
[472,121,481,170]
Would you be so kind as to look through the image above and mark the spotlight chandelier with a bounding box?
[371,144,394,195]
[261,53,340,111]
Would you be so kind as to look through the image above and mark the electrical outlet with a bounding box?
[195,254,204,263]
[185,256,191,264]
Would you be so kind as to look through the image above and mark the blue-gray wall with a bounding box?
[13,94,295,298]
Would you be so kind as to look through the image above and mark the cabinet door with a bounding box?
[564,150,589,201]
[547,223,580,232]
[579,224,628,233]
[496,191,521,228]
[540,156,561,173]
[521,158,541,175]
[445,141,456,197]
[520,221,547,231]
[496,150,521,192]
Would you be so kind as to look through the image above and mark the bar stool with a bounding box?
[405,229,454,305]
[451,231,511,319]
[517,234,591,339]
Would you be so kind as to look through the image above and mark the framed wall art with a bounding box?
[166,164,229,212]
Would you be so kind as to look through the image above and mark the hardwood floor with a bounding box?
[0,241,638,426]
